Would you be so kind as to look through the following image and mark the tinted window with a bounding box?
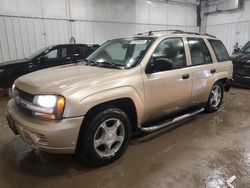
[45,49,58,59]
[44,47,70,61]
[208,39,230,62]
[153,38,186,69]
[73,46,85,58]
[60,47,70,60]
[187,38,212,65]
[26,47,50,60]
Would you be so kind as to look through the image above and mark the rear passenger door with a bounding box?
[186,37,215,104]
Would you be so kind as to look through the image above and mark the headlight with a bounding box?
[9,84,16,98]
[35,95,57,108]
[0,69,4,74]
[33,95,66,120]
[12,83,15,91]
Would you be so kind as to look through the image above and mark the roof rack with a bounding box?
[172,30,201,35]
[137,30,183,36]
[137,30,216,38]
[202,33,216,38]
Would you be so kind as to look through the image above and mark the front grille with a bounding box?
[233,63,250,76]
[16,88,34,103]
[14,87,34,117]
[245,66,250,74]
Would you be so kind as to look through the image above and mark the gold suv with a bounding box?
[6,31,233,166]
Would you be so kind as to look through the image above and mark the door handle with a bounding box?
[210,69,216,73]
[182,74,190,79]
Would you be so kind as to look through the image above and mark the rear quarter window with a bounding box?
[208,39,230,62]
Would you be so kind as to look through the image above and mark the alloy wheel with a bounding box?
[210,85,222,108]
[93,118,125,158]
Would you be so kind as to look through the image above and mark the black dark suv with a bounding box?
[232,41,250,88]
[0,44,99,90]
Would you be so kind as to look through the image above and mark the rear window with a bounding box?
[208,39,230,62]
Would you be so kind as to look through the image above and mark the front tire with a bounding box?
[77,108,131,166]
[205,82,224,113]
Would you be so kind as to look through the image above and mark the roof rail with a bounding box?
[137,30,216,38]
[137,30,184,36]
[172,31,201,35]
[174,31,216,38]
[202,33,216,38]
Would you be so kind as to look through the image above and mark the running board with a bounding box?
[140,108,204,132]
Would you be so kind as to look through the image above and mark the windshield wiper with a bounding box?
[83,59,120,69]
[96,61,120,69]
[82,59,95,65]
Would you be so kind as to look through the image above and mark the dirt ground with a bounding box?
[0,88,250,188]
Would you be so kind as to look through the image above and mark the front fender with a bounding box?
[64,86,145,124]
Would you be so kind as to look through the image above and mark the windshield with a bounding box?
[87,37,154,69]
[26,46,51,60]
[240,41,250,53]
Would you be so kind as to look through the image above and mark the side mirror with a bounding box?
[233,48,240,53]
[146,58,173,74]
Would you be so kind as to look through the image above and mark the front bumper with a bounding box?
[233,74,250,88]
[6,99,84,154]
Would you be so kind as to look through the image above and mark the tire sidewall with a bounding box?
[79,108,131,166]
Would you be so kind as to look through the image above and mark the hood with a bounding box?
[15,64,121,94]
[233,52,250,76]
[0,58,29,67]
[233,52,250,63]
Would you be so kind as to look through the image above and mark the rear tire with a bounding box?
[205,82,224,113]
[77,108,131,166]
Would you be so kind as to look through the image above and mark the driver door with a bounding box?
[143,37,192,122]
[41,47,72,69]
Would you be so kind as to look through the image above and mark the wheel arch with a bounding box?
[81,97,139,132]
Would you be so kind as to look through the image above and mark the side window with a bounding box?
[73,46,85,58]
[152,38,186,69]
[44,49,58,60]
[60,47,70,60]
[187,38,212,66]
[44,47,71,62]
[200,39,212,63]
[208,39,230,62]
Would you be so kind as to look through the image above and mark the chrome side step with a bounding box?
[140,108,204,132]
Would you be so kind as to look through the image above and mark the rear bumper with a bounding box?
[6,99,84,154]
